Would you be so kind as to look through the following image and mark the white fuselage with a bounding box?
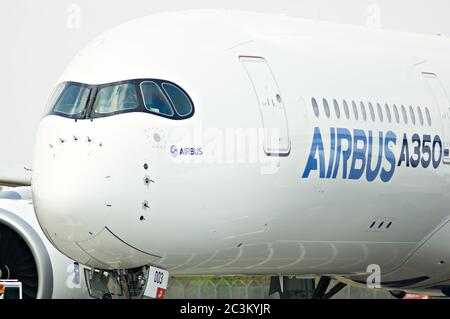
[31,10,450,294]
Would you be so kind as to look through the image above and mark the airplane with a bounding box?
[3,9,450,299]
[0,187,90,299]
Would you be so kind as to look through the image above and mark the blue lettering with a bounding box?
[398,134,410,167]
[301,127,444,182]
[432,136,442,169]
[366,131,383,182]
[380,131,396,182]
[348,129,367,180]
[421,135,432,168]
[410,134,421,168]
[332,128,352,179]
[326,128,336,179]
[302,127,325,179]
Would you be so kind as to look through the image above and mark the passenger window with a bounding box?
[401,105,408,124]
[409,106,416,125]
[368,102,375,121]
[385,104,392,123]
[360,102,367,121]
[141,82,174,117]
[343,100,350,119]
[377,103,383,122]
[393,104,400,124]
[93,83,139,114]
[333,99,341,119]
[352,101,359,120]
[312,98,319,117]
[162,83,193,117]
[53,84,90,116]
[425,107,432,126]
[323,99,330,118]
[417,107,424,126]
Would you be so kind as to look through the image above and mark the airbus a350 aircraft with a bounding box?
[3,9,450,299]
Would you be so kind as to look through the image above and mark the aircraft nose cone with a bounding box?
[32,132,115,242]
[33,154,110,242]
[32,115,159,268]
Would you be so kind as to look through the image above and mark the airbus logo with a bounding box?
[170,145,203,157]
[302,127,443,183]
[170,145,179,157]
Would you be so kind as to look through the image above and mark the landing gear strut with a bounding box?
[270,276,347,299]
[85,267,149,299]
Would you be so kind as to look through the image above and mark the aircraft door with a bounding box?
[422,72,450,163]
[240,57,291,156]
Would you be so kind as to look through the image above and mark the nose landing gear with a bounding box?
[84,267,147,299]
[84,265,169,299]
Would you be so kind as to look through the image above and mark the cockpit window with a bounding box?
[93,83,139,115]
[140,81,174,117]
[53,84,90,116]
[162,83,193,117]
[47,79,194,120]
[43,83,66,116]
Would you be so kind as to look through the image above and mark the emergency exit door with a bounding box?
[422,72,450,163]
[241,57,291,156]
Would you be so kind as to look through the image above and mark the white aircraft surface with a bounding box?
[3,9,450,298]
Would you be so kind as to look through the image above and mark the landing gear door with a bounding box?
[241,57,291,156]
[422,72,450,163]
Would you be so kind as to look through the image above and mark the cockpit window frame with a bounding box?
[140,81,175,118]
[161,82,194,117]
[89,79,145,119]
[51,82,93,120]
[46,79,195,121]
